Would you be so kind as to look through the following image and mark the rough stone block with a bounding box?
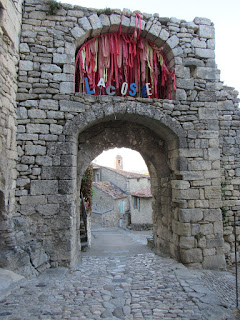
[19,60,33,71]
[176,79,194,90]
[198,107,218,120]
[196,67,216,80]
[99,14,110,32]
[78,16,92,31]
[40,64,62,73]
[36,156,53,166]
[25,145,46,156]
[16,178,30,187]
[47,111,64,119]
[195,48,215,59]
[89,14,102,36]
[60,100,85,112]
[172,221,191,236]
[59,82,74,94]
[148,24,161,42]
[17,107,28,119]
[208,148,220,160]
[203,254,226,269]
[172,188,199,201]
[19,195,47,205]
[26,123,49,134]
[179,236,196,249]
[109,14,121,32]
[159,28,169,41]
[191,38,206,48]
[41,167,75,180]
[31,180,58,195]
[50,124,63,134]
[28,109,46,119]
[171,180,190,190]
[58,180,74,194]
[194,17,212,26]
[53,53,74,65]
[166,35,179,49]
[184,57,204,67]
[198,25,214,39]
[180,248,203,263]
[27,242,49,269]
[36,204,59,215]
[39,99,59,110]
[175,89,187,100]
[206,238,224,249]
[188,160,211,171]
[200,223,213,235]
[179,209,203,223]
[204,186,221,200]
[71,26,85,39]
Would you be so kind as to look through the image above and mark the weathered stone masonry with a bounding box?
[0,0,239,276]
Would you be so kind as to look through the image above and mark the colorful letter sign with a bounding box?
[75,15,176,99]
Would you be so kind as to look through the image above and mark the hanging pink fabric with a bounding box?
[75,13,176,99]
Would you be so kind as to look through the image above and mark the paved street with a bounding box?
[0,226,239,320]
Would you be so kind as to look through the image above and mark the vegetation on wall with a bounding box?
[47,0,61,15]
[81,165,93,211]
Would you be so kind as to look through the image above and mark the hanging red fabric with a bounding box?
[75,13,176,99]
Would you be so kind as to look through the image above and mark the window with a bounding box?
[120,200,124,214]
[133,197,140,211]
[94,172,100,182]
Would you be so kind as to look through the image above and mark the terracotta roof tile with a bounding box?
[130,188,152,198]
[93,182,128,199]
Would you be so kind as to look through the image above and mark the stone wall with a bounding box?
[0,0,50,276]
[218,86,240,264]
[100,168,129,192]
[129,178,150,194]
[92,186,128,227]
[0,0,238,273]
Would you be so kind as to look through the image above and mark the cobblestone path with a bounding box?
[0,228,239,320]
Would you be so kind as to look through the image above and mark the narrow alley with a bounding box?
[0,225,239,320]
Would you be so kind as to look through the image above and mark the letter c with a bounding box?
[106,85,116,96]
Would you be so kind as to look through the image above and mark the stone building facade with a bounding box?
[131,188,153,227]
[92,164,152,228]
[92,181,129,228]
[0,0,239,276]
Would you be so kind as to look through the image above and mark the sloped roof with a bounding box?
[92,163,149,179]
[130,188,152,198]
[93,182,128,199]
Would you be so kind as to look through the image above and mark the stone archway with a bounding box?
[60,104,187,268]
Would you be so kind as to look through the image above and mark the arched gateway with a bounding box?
[1,0,239,276]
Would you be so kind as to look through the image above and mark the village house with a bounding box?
[92,156,153,228]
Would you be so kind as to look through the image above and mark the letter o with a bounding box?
[121,82,128,96]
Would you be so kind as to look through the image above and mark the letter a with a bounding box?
[97,78,106,88]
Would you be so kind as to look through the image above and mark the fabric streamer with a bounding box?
[75,14,176,99]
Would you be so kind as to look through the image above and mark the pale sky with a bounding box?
[60,0,240,171]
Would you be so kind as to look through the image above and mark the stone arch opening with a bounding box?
[61,105,187,268]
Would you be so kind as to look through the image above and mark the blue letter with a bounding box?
[142,85,147,97]
[129,83,137,96]
[84,77,95,95]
